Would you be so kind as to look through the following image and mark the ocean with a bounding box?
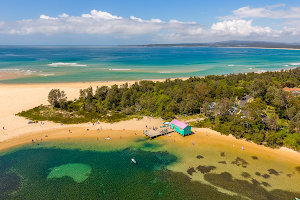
[1,46,300,83]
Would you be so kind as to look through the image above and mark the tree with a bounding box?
[48,89,67,108]
[243,98,266,121]
[289,111,300,133]
[105,84,120,110]
[265,86,279,105]
[250,78,267,99]
[214,98,233,120]
[95,86,108,101]
[266,113,279,131]
[194,82,212,102]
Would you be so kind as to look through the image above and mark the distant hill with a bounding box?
[123,41,300,49]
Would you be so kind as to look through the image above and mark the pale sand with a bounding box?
[0,80,170,144]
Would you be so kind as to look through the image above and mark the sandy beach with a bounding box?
[1,80,300,156]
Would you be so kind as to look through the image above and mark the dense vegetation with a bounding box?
[19,68,300,150]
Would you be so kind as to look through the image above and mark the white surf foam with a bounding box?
[39,73,55,76]
[0,69,20,71]
[290,63,300,66]
[159,71,172,73]
[228,64,234,66]
[109,69,131,71]
[48,62,87,67]
[256,70,267,73]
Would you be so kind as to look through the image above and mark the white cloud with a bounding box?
[130,16,143,22]
[150,18,164,23]
[40,14,58,20]
[81,9,122,20]
[0,9,300,43]
[169,19,196,24]
[59,13,69,18]
[211,20,274,37]
[222,4,300,19]
[130,16,164,23]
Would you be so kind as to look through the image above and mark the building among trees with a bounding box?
[283,87,300,96]
[170,119,191,136]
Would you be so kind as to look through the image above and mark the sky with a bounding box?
[1,0,300,45]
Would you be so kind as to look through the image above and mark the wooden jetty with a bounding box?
[143,128,174,139]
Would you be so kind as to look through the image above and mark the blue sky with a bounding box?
[1,0,300,45]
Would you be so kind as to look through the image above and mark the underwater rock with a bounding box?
[187,167,196,176]
[196,165,216,174]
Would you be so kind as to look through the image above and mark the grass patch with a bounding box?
[18,105,144,124]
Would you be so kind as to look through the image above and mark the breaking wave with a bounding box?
[109,69,131,71]
[48,63,87,67]
[290,63,300,66]
[39,73,55,76]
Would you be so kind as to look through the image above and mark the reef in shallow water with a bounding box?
[47,163,91,183]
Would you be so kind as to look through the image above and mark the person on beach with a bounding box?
[206,132,208,136]
[146,125,147,129]
[242,146,244,150]
[3,127,4,130]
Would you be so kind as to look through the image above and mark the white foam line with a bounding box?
[109,69,131,71]
[0,69,20,71]
[48,62,87,67]
[39,73,55,77]
[290,63,300,66]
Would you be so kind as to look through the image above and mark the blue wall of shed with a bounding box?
[170,124,191,135]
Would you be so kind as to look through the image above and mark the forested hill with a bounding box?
[20,68,300,151]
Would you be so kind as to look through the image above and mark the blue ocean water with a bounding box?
[0,46,300,83]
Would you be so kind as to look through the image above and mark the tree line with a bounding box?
[47,68,300,150]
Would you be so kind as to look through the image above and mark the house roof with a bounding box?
[283,87,300,92]
[170,119,188,129]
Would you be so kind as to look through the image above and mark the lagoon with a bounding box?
[1,134,300,199]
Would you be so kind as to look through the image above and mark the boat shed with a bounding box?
[170,119,191,136]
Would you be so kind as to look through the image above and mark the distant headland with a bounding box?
[122,41,300,49]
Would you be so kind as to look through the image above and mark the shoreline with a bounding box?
[1,77,300,165]
[1,125,300,163]
[0,74,191,83]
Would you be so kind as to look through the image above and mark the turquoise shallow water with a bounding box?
[1,46,300,83]
[1,139,300,199]
[0,142,237,200]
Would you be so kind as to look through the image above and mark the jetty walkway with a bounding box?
[143,128,174,139]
